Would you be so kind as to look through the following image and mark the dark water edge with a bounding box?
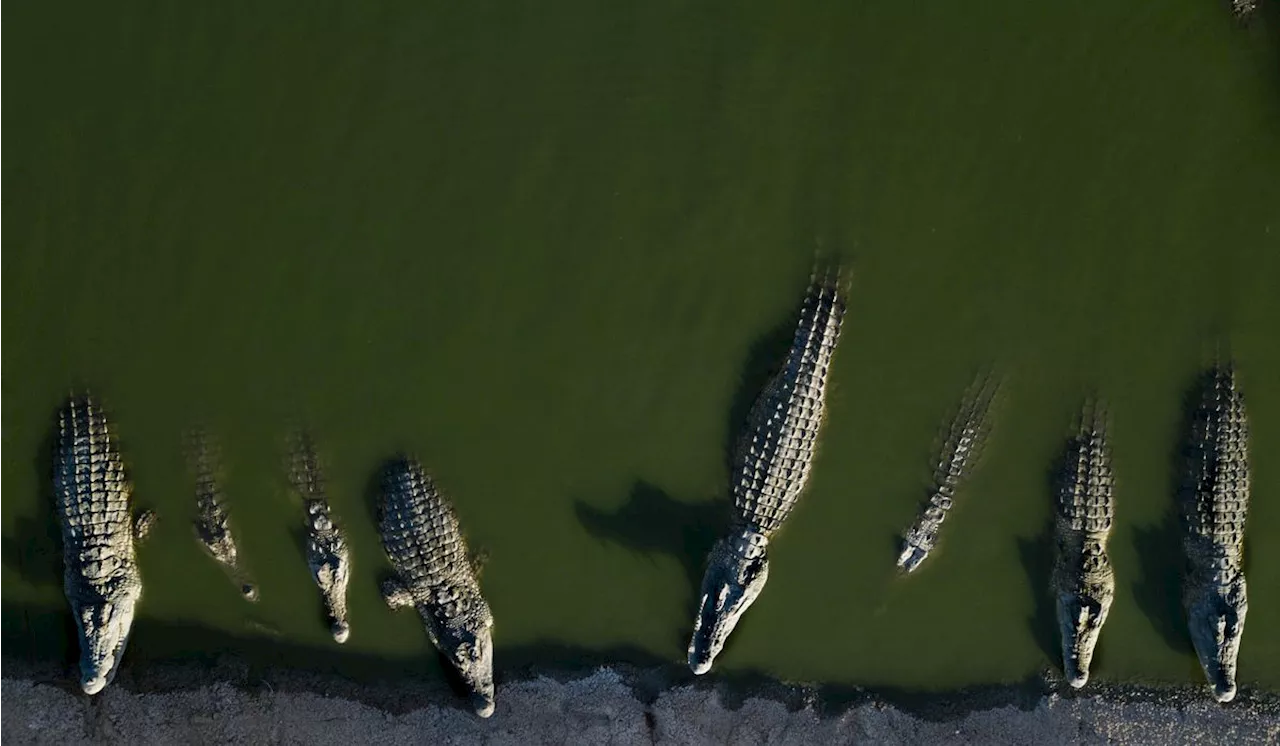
[6,602,1277,724]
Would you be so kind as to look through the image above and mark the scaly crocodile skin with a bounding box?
[379,457,495,717]
[730,279,845,536]
[54,394,152,695]
[896,377,997,573]
[1182,365,1250,703]
[1230,0,1257,21]
[1052,406,1115,689]
[187,430,256,600]
[288,432,351,643]
[689,272,845,675]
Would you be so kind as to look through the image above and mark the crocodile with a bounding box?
[1181,365,1250,703]
[53,394,155,695]
[896,376,997,573]
[687,271,846,675]
[1229,0,1257,21]
[288,431,351,643]
[186,430,257,601]
[378,457,495,717]
[1051,404,1115,689]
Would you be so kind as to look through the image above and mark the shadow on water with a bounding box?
[572,318,799,652]
[723,320,796,476]
[1015,522,1057,665]
[1130,513,1191,654]
[2,428,62,590]
[1015,440,1074,667]
[574,481,721,594]
[1127,372,1204,656]
[2,599,1069,721]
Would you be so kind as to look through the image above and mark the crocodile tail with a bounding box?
[931,372,999,493]
[795,264,848,363]
[183,427,221,486]
[287,430,326,501]
[1056,401,1114,535]
[807,257,850,314]
[1182,364,1249,544]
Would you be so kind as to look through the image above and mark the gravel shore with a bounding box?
[3,661,1278,745]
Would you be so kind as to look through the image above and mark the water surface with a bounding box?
[4,0,1279,692]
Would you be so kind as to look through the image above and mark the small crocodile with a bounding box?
[378,457,495,717]
[288,431,351,643]
[688,271,846,675]
[53,394,155,695]
[896,376,997,573]
[1229,0,1257,21]
[1052,404,1115,689]
[186,430,257,601]
[1181,365,1250,703]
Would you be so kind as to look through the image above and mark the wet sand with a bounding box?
[4,659,1277,745]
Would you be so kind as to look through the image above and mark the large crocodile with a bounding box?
[378,457,495,717]
[53,393,155,695]
[1181,365,1250,703]
[186,430,257,601]
[288,431,351,643]
[1052,404,1115,689]
[687,271,846,675]
[896,376,997,573]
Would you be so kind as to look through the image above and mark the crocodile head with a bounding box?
[439,615,496,718]
[330,620,351,644]
[1056,546,1115,688]
[1056,587,1113,687]
[315,560,351,643]
[1187,571,1248,703]
[73,586,141,695]
[687,529,770,675]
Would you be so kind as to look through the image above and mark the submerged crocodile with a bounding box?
[687,272,846,675]
[288,432,351,643]
[187,430,257,600]
[896,376,997,573]
[378,457,495,717]
[1052,404,1115,689]
[1229,0,1257,21]
[1181,365,1250,703]
[53,394,155,695]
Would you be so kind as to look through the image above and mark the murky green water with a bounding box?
[4,1,1279,692]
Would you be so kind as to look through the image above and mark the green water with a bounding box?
[4,1,1279,693]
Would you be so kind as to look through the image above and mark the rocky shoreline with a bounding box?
[3,657,1277,745]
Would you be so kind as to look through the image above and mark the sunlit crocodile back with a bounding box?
[731,276,845,536]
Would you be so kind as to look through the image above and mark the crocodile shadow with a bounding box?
[0,599,1069,721]
[572,320,797,652]
[1015,447,1069,664]
[1128,375,1203,656]
[574,481,721,595]
[361,461,386,537]
[1016,522,1057,664]
[1130,512,1190,654]
[723,319,796,476]
[1,427,64,590]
